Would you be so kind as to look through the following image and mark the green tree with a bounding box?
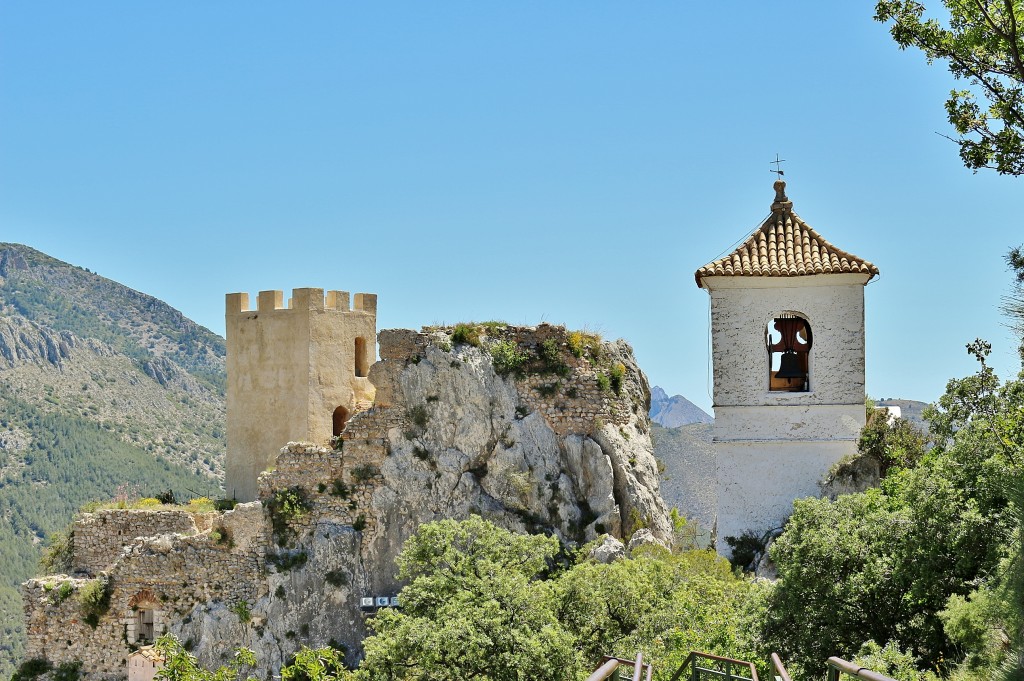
[356,517,580,681]
[280,647,353,681]
[857,407,928,476]
[875,0,1024,175]
[756,332,1023,676]
[153,636,256,681]
[556,546,757,678]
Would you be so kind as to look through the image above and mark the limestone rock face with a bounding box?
[589,535,626,563]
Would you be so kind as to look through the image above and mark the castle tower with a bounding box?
[694,180,878,554]
[225,288,378,501]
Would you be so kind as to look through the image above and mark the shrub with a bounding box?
[329,479,350,498]
[267,551,308,572]
[230,600,252,623]
[77,576,111,628]
[325,569,348,587]
[609,363,626,395]
[451,324,481,347]
[40,527,74,574]
[53,661,83,681]
[536,383,558,398]
[352,464,380,483]
[11,659,51,681]
[214,498,238,512]
[490,340,528,376]
[266,487,312,545]
[596,373,611,392]
[49,580,74,605]
[188,497,215,513]
[137,497,162,508]
[408,404,430,428]
[211,525,232,546]
[567,329,601,358]
[538,339,569,376]
[353,514,367,532]
[724,529,767,571]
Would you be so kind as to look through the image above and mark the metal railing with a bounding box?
[586,653,653,681]
[668,651,759,681]
[770,653,792,681]
[825,657,897,681]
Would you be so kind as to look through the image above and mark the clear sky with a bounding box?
[1,2,1020,412]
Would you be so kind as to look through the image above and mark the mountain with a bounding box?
[649,386,713,427]
[651,422,716,544]
[0,244,226,678]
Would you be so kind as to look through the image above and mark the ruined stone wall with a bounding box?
[377,325,647,440]
[73,510,200,575]
[257,441,388,542]
[23,504,267,679]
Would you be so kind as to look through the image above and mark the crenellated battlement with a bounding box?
[226,288,377,316]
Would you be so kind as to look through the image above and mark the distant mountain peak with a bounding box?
[649,386,713,427]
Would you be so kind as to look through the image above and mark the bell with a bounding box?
[775,351,805,381]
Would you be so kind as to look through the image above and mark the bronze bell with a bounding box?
[775,351,805,381]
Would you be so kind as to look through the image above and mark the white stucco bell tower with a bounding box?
[695,180,878,554]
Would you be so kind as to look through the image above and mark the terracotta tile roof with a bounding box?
[695,181,878,287]
[131,646,166,663]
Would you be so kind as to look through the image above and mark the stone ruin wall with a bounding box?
[22,504,266,679]
[72,510,205,575]
[376,325,647,439]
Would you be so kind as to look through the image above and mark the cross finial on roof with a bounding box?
[770,154,786,180]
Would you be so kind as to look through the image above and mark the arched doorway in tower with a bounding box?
[333,406,350,436]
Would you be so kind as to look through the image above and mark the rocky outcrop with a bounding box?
[0,317,77,369]
[819,453,882,500]
[23,324,672,679]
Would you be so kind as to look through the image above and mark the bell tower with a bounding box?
[224,288,377,501]
[695,180,878,554]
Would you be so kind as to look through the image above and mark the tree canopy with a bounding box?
[875,0,1024,175]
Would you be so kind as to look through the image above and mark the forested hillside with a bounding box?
[0,244,226,679]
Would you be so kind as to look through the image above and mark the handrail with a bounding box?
[770,653,792,681]
[586,658,621,681]
[826,657,897,681]
[669,651,759,681]
[586,653,653,681]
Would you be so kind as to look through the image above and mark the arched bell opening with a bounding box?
[766,315,812,392]
[333,406,350,436]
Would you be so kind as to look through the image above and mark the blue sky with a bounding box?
[1,2,1020,412]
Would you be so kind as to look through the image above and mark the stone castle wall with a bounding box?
[73,510,201,575]
[23,504,266,679]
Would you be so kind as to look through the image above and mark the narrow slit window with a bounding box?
[355,337,368,377]
[766,316,812,392]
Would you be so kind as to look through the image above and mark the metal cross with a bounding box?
[770,154,786,179]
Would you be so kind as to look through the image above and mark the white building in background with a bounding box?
[695,180,879,555]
